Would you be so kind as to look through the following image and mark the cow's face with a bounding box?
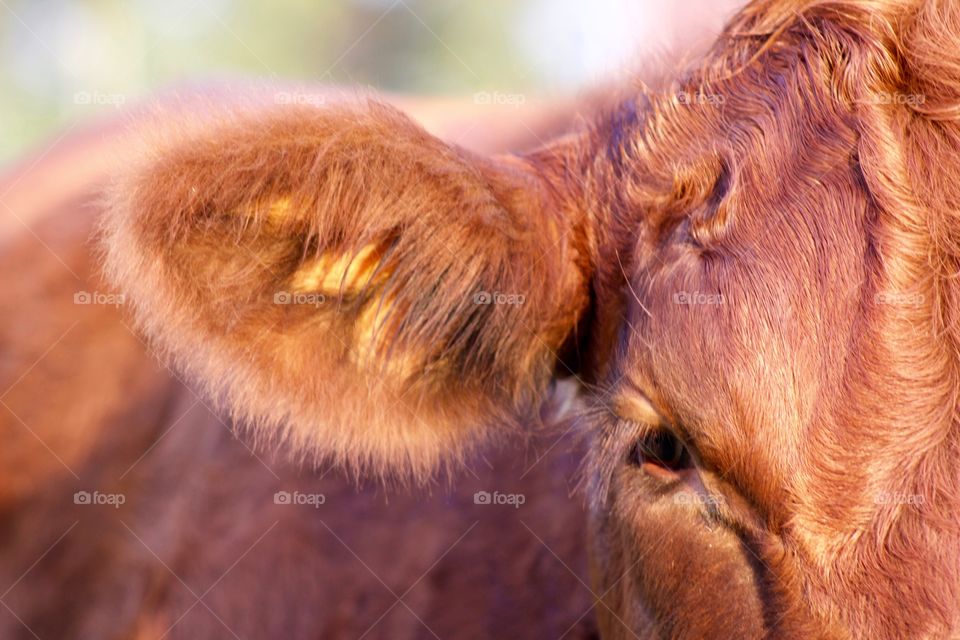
[584,41,899,640]
[103,1,959,638]
[582,2,960,637]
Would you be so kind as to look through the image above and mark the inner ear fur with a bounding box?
[101,100,593,482]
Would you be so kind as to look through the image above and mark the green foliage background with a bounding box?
[0,0,562,163]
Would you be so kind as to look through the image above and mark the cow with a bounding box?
[3,0,960,638]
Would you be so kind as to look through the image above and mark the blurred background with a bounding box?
[0,0,741,165]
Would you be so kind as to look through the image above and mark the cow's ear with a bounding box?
[101,101,593,481]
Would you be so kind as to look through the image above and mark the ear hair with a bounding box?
[100,100,594,483]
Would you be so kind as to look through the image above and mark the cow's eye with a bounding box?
[628,429,692,475]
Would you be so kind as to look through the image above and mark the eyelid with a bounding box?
[611,391,665,426]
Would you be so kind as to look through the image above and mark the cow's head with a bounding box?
[102,0,960,637]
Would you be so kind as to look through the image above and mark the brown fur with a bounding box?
[5,0,960,637]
